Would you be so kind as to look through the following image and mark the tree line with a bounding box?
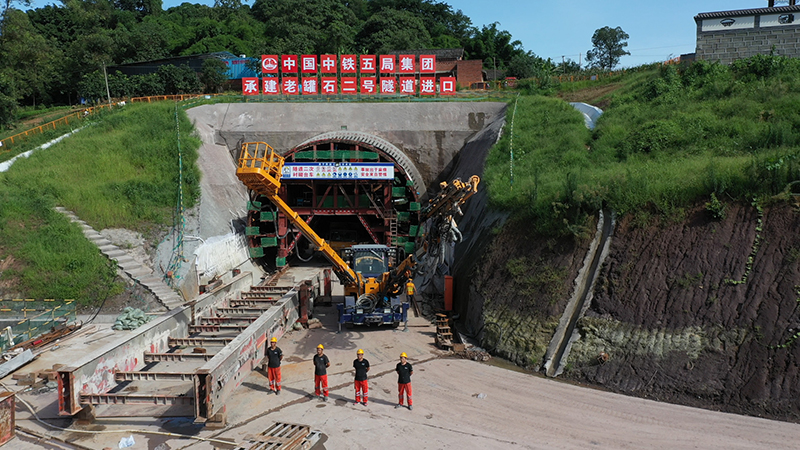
[0,0,563,128]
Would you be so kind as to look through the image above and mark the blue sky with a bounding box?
[24,0,767,67]
[446,0,760,67]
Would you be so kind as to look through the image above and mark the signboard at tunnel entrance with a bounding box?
[282,163,394,180]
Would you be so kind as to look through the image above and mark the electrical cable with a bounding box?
[164,103,187,288]
[294,234,315,263]
[1,381,235,446]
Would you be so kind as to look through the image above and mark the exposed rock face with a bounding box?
[584,202,800,422]
[463,202,800,422]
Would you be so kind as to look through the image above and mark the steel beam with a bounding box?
[189,324,251,333]
[230,299,278,307]
[57,272,254,416]
[80,393,194,406]
[168,337,233,347]
[248,286,291,294]
[194,287,301,420]
[114,371,195,382]
[144,352,215,363]
[214,307,271,315]
[200,316,259,324]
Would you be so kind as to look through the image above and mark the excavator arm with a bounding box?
[235,142,358,286]
[378,175,482,299]
[420,175,480,222]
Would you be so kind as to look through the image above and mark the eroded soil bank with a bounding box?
[465,201,800,422]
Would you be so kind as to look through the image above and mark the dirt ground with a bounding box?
[557,83,622,110]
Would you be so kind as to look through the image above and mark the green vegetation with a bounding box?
[704,193,726,220]
[485,55,800,236]
[1,0,552,128]
[506,256,568,301]
[0,102,201,303]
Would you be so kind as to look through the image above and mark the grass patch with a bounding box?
[485,56,800,236]
[0,102,201,304]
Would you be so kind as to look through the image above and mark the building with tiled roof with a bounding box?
[694,4,800,63]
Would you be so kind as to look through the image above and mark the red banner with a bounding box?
[439,76,456,94]
[245,54,449,96]
[321,77,338,94]
[242,77,260,95]
[399,55,415,73]
[399,77,415,94]
[263,77,279,95]
[320,55,337,73]
[360,55,376,73]
[303,77,319,94]
[281,55,298,73]
[341,55,357,73]
[282,77,299,94]
[380,77,396,94]
[341,77,357,94]
[379,55,395,73]
[360,77,377,94]
[420,77,436,95]
[261,55,279,74]
[420,55,436,73]
[301,55,317,74]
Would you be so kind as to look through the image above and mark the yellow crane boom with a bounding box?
[235,142,358,286]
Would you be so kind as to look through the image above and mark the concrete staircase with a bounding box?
[55,206,184,310]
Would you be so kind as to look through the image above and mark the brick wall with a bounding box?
[696,8,800,64]
[455,60,484,87]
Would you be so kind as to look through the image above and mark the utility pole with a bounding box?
[562,55,566,74]
[493,57,497,89]
[103,61,112,105]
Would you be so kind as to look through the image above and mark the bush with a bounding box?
[731,54,800,81]
[618,120,682,159]
[705,193,726,220]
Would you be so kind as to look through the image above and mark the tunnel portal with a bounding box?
[245,131,424,267]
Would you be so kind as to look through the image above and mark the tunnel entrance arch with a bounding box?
[244,132,425,268]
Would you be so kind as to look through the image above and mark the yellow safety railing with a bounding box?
[0,299,76,350]
[1,93,225,152]
[236,141,283,195]
[0,103,119,152]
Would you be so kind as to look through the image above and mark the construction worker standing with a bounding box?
[352,349,370,406]
[406,279,416,304]
[395,352,413,410]
[313,344,330,401]
[265,337,283,395]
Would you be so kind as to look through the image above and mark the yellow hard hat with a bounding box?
[270,337,277,342]
[317,344,324,349]
[357,349,364,354]
[400,352,408,358]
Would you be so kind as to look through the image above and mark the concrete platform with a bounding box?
[6,291,800,449]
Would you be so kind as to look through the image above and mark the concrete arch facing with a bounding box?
[290,131,427,198]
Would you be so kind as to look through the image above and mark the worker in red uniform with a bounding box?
[313,344,330,401]
[353,349,370,405]
[395,352,413,410]
[265,337,283,394]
